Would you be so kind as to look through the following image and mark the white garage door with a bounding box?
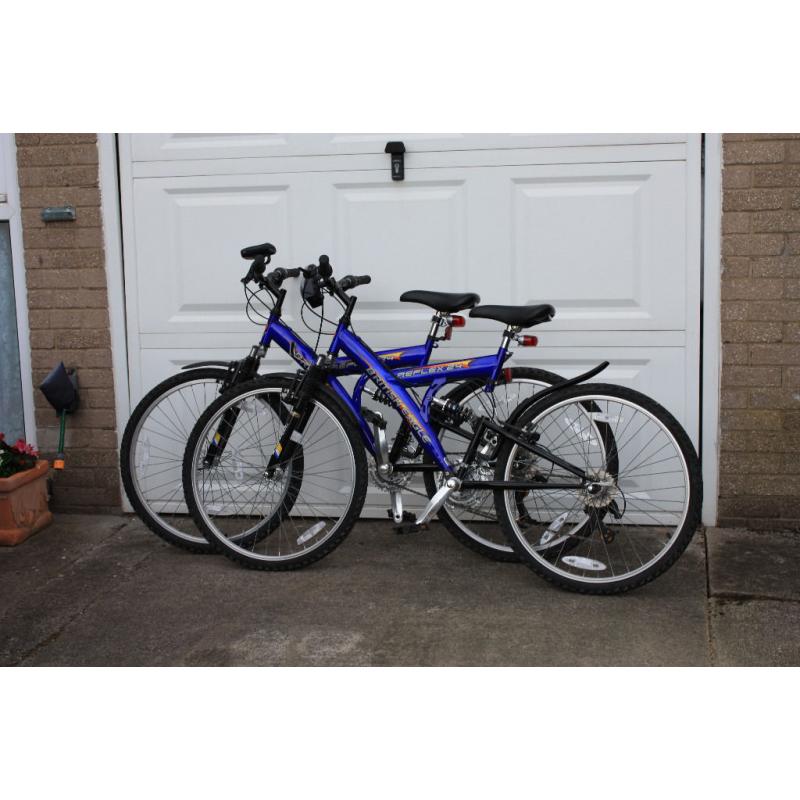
[119,134,701,453]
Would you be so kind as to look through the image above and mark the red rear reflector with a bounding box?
[519,335,538,347]
[450,315,466,328]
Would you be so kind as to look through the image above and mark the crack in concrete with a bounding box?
[703,529,718,666]
[709,592,800,605]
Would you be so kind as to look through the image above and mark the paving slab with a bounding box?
[0,514,709,666]
[707,527,800,601]
[709,598,800,666]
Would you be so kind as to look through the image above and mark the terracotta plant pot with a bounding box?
[0,460,53,546]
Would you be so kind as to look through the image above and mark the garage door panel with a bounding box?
[510,162,686,329]
[131,133,473,162]
[332,179,467,324]
[133,177,292,333]
[130,133,689,163]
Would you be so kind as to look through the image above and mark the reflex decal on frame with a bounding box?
[395,359,474,380]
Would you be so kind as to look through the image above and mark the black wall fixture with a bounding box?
[384,141,406,181]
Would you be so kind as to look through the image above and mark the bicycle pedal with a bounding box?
[392,511,427,534]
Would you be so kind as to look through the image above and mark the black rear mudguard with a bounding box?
[504,361,610,429]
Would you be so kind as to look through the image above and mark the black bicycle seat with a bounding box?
[399,290,480,313]
[469,304,555,328]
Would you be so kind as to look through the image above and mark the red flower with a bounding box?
[10,439,38,457]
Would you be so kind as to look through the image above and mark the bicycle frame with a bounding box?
[325,324,511,472]
[257,299,516,461]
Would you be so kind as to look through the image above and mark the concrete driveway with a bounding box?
[1,515,798,666]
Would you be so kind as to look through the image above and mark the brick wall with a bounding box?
[15,134,120,512]
[720,134,800,530]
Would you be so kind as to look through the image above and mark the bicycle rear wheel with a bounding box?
[183,376,367,570]
[494,383,702,594]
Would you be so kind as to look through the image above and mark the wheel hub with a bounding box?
[579,469,619,509]
[447,462,493,510]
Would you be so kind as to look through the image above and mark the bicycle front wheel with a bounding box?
[183,376,367,570]
[494,383,702,594]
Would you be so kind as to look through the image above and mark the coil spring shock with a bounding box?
[431,397,478,428]
[370,387,394,407]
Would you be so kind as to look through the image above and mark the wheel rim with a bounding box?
[503,394,691,584]
[437,378,550,554]
[190,386,357,562]
[129,377,223,543]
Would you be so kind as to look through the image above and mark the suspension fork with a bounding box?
[201,346,266,468]
[267,359,327,469]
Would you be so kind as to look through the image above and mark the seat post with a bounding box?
[486,325,521,387]
[500,325,520,354]
[427,312,445,342]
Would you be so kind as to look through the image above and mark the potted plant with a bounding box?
[0,434,52,546]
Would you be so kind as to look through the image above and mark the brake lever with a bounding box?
[241,255,266,285]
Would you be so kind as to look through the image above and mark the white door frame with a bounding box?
[701,134,722,526]
[0,134,37,445]
[98,133,132,511]
[101,133,724,525]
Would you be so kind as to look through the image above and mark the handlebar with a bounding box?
[243,250,371,315]
[307,256,371,306]
[338,274,372,292]
[265,266,302,292]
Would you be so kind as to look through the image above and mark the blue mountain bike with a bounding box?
[183,255,702,594]
[122,244,562,561]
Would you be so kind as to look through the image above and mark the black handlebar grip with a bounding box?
[339,274,372,291]
[318,255,333,279]
[265,266,302,288]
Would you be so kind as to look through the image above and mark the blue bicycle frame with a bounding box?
[259,307,512,469]
[325,324,512,473]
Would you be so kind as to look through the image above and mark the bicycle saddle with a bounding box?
[399,290,480,313]
[240,242,277,260]
[469,304,556,327]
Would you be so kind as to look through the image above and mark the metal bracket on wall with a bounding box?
[41,206,76,222]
